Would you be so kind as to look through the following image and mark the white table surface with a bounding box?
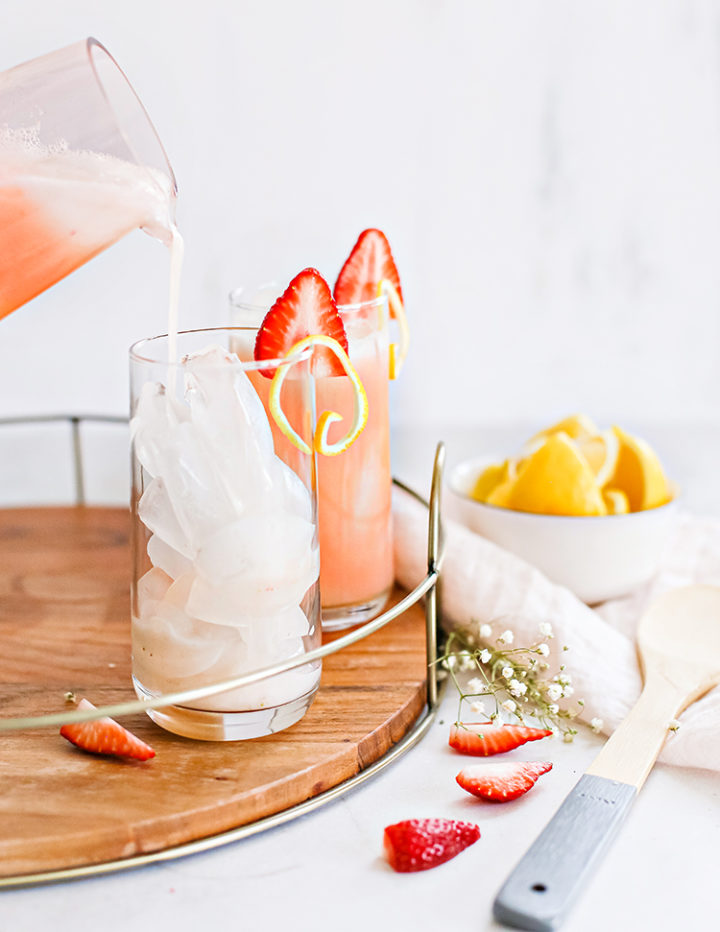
[3,422,719,931]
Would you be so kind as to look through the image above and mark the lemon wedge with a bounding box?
[380,279,409,380]
[608,426,670,511]
[470,459,519,503]
[488,432,608,516]
[530,413,599,445]
[471,415,672,517]
[577,428,619,489]
[269,334,369,457]
[603,488,630,515]
[471,461,508,502]
[485,475,516,509]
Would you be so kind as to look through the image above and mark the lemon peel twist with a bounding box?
[269,334,369,457]
[379,279,409,380]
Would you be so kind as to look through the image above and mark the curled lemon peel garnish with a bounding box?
[379,279,409,380]
[269,334,369,457]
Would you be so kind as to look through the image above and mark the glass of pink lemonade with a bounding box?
[130,328,322,741]
[231,287,394,630]
[0,37,177,320]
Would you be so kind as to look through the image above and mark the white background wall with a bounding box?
[1,1,719,500]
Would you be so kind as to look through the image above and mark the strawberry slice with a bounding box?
[254,268,348,378]
[456,761,552,802]
[449,721,552,756]
[334,228,403,305]
[60,698,156,761]
[383,818,480,873]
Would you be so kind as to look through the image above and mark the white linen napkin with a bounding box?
[393,486,720,772]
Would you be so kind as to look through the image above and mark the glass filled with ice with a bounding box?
[129,328,321,741]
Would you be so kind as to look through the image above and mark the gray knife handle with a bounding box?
[492,774,637,931]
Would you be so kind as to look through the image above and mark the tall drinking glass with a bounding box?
[230,289,394,631]
[130,328,321,741]
[0,37,176,320]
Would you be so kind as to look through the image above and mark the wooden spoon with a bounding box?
[493,584,720,931]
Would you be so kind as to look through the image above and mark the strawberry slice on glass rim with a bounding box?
[254,267,348,379]
[254,268,368,456]
[334,228,403,305]
[334,228,409,379]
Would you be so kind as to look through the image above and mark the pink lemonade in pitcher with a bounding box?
[0,140,175,319]
[0,38,178,322]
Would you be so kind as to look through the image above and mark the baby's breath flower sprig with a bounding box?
[436,620,584,741]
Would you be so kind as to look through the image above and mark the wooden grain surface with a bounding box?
[0,507,428,877]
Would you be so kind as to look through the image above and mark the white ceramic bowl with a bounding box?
[447,457,679,605]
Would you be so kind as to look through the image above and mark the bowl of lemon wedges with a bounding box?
[448,414,677,604]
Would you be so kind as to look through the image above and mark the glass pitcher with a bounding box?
[0,37,176,320]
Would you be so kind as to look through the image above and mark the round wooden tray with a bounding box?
[0,505,434,884]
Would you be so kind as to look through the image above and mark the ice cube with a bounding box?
[131,381,188,477]
[187,511,318,621]
[136,566,172,615]
[183,347,276,498]
[185,576,257,625]
[186,605,321,711]
[133,348,315,554]
[139,477,194,557]
[163,572,195,607]
[132,603,237,683]
[187,558,318,625]
[156,419,241,546]
[133,370,245,546]
[194,512,315,584]
[272,457,313,521]
[147,534,193,580]
[272,603,313,639]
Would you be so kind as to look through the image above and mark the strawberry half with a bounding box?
[449,721,552,756]
[60,698,156,761]
[456,761,552,802]
[334,228,403,305]
[383,818,481,873]
[254,268,348,378]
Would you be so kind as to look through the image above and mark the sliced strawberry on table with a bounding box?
[254,268,348,378]
[449,721,552,756]
[334,228,403,305]
[456,761,552,802]
[383,818,481,873]
[60,698,156,761]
